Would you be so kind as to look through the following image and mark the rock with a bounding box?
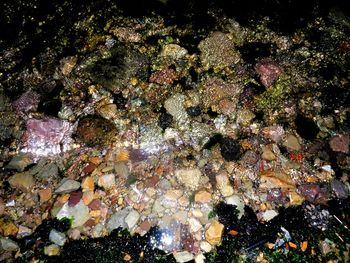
[199,32,240,69]
[97,103,117,120]
[0,238,19,251]
[35,162,59,180]
[38,188,52,203]
[261,126,285,143]
[216,172,234,197]
[288,191,305,206]
[205,220,224,246]
[331,180,348,199]
[188,218,202,233]
[160,44,188,60]
[68,191,83,207]
[82,190,94,205]
[67,229,81,240]
[259,171,295,189]
[195,191,212,203]
[164,93,188,122]
[81,176,94,191]
[0,220,18,236]
[107,209,129,232]
[297,184,320,202]
[61,56,77,76]
[97,174,116,190]
[319,240,331,255]
[0,198,4,216]
[9,172,34,192]
[49,229,67,246]
[125,209,140,229]
[56,200,90,228]
[174,168,202,190]
[236,109,255,126]
[283,134,301,151]
[150,68,177,85]
[6,153,33,172]
[44,244,60,256]
[173,251,194,263]
[329,134,349,153]
[255,59,282,87]
[55,179,80,194]
[261,145,276,161]
[225,195,244,219]
[165,189,183,201]
[262,210,278,221]
[13,90,40,113]
[17,225,32,238]
[200,241,212,253]
[195,253,206,263]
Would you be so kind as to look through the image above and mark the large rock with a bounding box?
[106,209,130,232]
[174,168,202,190]
[56,200,90,228]
[0,238,19,251]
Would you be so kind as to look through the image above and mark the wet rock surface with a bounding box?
[0,0,350,262]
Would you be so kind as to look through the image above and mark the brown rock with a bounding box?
[68,191,83,207]
[0,220,18,236]
[195,191,212,203]
[88,199,102,210]
[9,172,34,192]
[261,145,276,161]
[149,68,177,85]
[139,220,151,232]
[205,220,224,245]
[82,190,94,205]
[259,171,295,190]
[283,134,301,151]
[329,134,349,153]
[38,188,52,203]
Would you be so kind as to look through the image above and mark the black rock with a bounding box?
[158,112,173,130]
[186,106,201,117]
[219,137,241,161]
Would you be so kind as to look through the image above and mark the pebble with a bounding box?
[49,229,67,246]
[38,188,52,203]
[329,134,349,153]
[67,229,81,240]
[195,253,206,263]
[200,241,212,253]
[236,109,255,126]
[82,190,94,205]
[160,44,188,60]
[5,153,33,172]
[81,176,94,191]
[173,251,194,263]
[195,191,212,203]
[205,220,224,246]
[106,209,129,232]
[188,217,202,233]
[9,172,34,192]
[261,145,276,161]
[55,179,80,194]
[44,244,60,256]
[174,168,202,190]
[0,220,18,236]
[225,195,245,219]
[331,180,348,199]
[216,172,234,197]
[0,238,19,251]
[98,174,116,190]
[164,93,188,122]
[261,125,285,143]
[262,209,278,221]
[56,200,90,228]
[283,134,301,151]
[35,162,59,180]
[125,209,140,229]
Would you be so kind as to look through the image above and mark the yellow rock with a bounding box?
[195,190,212,203]
[205,220,224,246]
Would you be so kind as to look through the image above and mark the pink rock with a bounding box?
[13,91,40,113]
[68,191,83,207]
[21,118,71,157]
[88,199,102,210]
[329,134,349,154]
[255,60,283,88]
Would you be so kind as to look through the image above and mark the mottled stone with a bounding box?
[174,168,202,190]
[49,229,67,246]
[98,174,115,190]
[125,209,140,229]
[255,59,282,87]
[55,179,80,194]
[38,188,52,203]
[56,200,90,228]
[216,172,234,197]
[329,134,349,153]
[81,176,94,191]
[188,217,202,232]
[195,191,212,203]
[331,180,348,199]
[107,209,129,232]
[205,220,224,245]
[9,172,34,192]
[283,134,301,151]
[261,125,285,143]
[160,44,188,60]
[173,251,194,263]
[6,153,33,172]
[44,244,60,256]
[0,238,19,251]
[164,93,188,122]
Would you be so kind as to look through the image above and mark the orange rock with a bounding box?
[82,190,94,205]
[301,241,308,252]
[89,156,102,165]
[38,188,52,203]
[259,171,295,189]
[82,176,94,191]
[0,219,18,236]
[57,194,70,205]
[195,190,212,203]
[205,220,224,245]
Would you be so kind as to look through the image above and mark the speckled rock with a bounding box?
[160,44,188,60]
[0,238,19,251]
[125,209,140,229]
[329,134,349,153]
[106,208,129,232]
[5,153,33,172]
[261,125,285,143]
[97,174,116,190]
[205,220,224,246]
[199,32,240,69]
[195,191,212,204]
[44,244,60,256]
[188,217,202,233]
[174,168,202,190]
[216,172,234,197]
[164,93,188,122]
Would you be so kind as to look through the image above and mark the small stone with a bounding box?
[225,195,244,219]
[283,134,301,151]
[160,44,188,60]
[68,191,83,207]
[49,229,67,246]
[67,229,81,240]
[82,176,94,191]
[288,191,305,206]
[6,153,33,172]
[331,180,348,199]
[98,174,115,190]
[255,59,282,87]
[298,184,320,202]
[195,253,206,263]
[9,172,34,192]
[195,191,212,203]
[0,220,18,237]
[236,109,255,126]
[200,241,212,253]
[125,209,140,229]
[61,56,77,76]
[174,168,202,190]
[173,251,194,263]
[205,220,224,245]
[259,171,295,189]
[164,93,188,122]
[261,145,276,161]
[107,209,129,232]
[35,162,59,180]
[38,188,52,203]
[262,210,278,221]
[216,172,234,197]
[88,199,102,210]
[319,240,331,255]
[0,198,4,216]
[44,244,60,256]
[261,125,285,143]
[150,68,177,85]
[82,190,94,205]
[178,196,189,207]
[0,238,19,251]
[55,179,80,194]
[97,103,118,120]
[165,189,183,201]
[188,218,202,233]
[56,200,90,228]
[329,134,349,153]
[17,225,32,238]
[139,220,151,232]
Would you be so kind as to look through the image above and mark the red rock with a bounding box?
[139,220,151,232]
[255,59,283,87]
[68,191,83,207]
[83,163,97,175]
[88,199,102,210]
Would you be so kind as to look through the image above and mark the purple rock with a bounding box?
[267,188,283,203]
[331,180,348,199]
[298,184,320,202]
[13,91,40,113]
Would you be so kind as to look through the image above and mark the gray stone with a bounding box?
[0,238,19,251]
[56,200,89,228]
[125,209,140,229]
[36,162,59,180]
[106,208,130,232]
[6,153,33,172]
[49,229,67,246]
[55,179,80,194]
